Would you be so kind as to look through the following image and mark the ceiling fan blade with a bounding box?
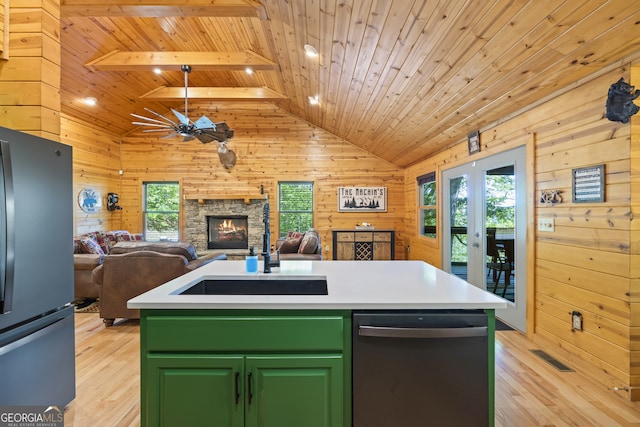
[195,129,229,143]
[143,108,181,127]
[171,108,191,125]
[182,135,195,142]
[141,129,178,134]
[193,115,216,130]
[132,121,174,128]
[131,113,175,126]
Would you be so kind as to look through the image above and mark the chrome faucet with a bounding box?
[261,203,280,273]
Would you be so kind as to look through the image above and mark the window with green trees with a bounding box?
[418,172,437,238]
[143,182,180,242]
[278,182,313,238]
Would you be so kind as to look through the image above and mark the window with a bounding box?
[418,172,436,238]
[143,182,180,242]
[278,182,313,237]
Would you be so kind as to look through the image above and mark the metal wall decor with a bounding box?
[605,78,639,124]
[467,130,480,155]
[78,187,101,213]
[539,190,562,205]
[572,164,605,203]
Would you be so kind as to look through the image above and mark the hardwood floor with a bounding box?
[65,313,640,427]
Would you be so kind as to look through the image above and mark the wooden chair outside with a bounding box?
[486,230,513,297]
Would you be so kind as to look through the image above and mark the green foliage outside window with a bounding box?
[144,182,179,241]
[419,173,437,238]
[278,182,313,237]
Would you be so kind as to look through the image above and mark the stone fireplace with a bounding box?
[185,198,267,255]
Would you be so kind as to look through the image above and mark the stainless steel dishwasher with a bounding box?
[352,310,489,426]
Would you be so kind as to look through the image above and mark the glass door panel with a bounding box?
[484,166,516,303]
[449,175,469,281]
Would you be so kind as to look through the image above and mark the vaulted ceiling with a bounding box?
[60,0,640,168]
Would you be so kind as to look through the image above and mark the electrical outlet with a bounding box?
[538,217,555,232]
[572,311,583,331]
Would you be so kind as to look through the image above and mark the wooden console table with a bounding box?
[332,229,395,260]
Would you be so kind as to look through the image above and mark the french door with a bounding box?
[442,147,526,331]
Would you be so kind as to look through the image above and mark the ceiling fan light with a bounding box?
[304,44,318,57]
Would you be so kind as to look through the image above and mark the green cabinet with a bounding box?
[147,354,244,427]
[140,310,351,427]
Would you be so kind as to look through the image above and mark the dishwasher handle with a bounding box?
[359,325,487,339]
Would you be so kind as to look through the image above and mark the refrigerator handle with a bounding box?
[358,325,488,339]
[0,140,15,314]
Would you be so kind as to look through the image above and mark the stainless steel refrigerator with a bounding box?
[0,126,75,406]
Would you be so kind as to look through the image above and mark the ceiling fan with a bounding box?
[131,65,237,169]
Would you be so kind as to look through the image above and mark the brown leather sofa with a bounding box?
[92,242,226,326]
[73,254,104,301]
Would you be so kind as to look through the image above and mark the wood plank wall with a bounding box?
[404,64,639,398]
[61,114,123,234]
[0,0,60,138]
[119,103,405,259]
[631,65,640,401]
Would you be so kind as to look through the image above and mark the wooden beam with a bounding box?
[85,50,278,72]
[140,86,287,101]
[61,0,267,18]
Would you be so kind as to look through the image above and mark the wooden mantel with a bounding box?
[183,193,268,205]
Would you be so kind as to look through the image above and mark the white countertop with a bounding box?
[128,260,508,310]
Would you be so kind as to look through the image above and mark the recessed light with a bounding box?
[304,44,318,57]
[308,95,319,105]
[83,97,97,106]
[153,68,162,75]
[245,67,254,75]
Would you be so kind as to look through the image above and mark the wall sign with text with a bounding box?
[338,187,387,212]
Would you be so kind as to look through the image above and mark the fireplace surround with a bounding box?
[185,198,267,255]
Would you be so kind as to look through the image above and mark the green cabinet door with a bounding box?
[245,354,344,427]
[146,354,244,427]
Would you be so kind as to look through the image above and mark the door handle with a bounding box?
[359,325,487,339]
[247,372,253,405]
[234,372,240,405]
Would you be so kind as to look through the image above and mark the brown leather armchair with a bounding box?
[93,244,226,326]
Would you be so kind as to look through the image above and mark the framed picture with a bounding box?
[468,130,480,155]
[338,187,387,212]
[572,164,605,203]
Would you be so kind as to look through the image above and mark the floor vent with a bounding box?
[529,349,575,372]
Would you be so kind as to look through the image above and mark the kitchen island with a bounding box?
[129,260,507,427]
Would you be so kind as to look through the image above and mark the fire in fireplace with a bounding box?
[207,215,249,249]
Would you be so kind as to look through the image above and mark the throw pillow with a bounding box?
[87,231,111,254]
[299,231,319,254]
[286,231,303,240]
[279,236,303,253]
[78,237,106,255]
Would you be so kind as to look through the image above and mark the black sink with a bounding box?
[179,276,328,295]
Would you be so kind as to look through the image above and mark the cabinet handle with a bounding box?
[359,325,488,338]
[247,372,253,405]
[234,372,240,405]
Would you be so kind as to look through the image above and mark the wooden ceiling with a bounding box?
[60,0,640,168]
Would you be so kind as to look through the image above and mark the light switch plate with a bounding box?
[538,217,554,232]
